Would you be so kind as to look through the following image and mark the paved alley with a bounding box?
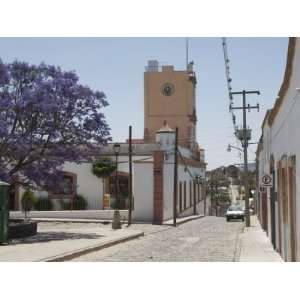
[72,216,244,262]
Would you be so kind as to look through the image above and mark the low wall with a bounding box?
[10,210,129,221]
[178,201,204,218]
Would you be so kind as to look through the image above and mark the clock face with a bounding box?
[161,82,175,96]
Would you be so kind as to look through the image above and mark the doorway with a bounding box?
[270,156,276,249]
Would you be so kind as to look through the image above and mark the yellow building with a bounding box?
[144,61,198,151]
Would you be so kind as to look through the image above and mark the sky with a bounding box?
[0,37,288,170]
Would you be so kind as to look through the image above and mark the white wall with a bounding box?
[132,162,154,222]
[163,162,174,221]
[262,38,300,260]
[163,158,204,221]
[10,210,129,220]
[64,155,152,210]
[64,162,103,209]
[262,122,272,239]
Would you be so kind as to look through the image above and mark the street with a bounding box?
[229,184,240,204]
[72,216,244,262]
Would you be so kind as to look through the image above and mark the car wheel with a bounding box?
[226,218,230,222]
[241,218,244,222]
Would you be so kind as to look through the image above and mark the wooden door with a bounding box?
[277,161,282,254]
[262,192,268,231]
[288,156,297,261]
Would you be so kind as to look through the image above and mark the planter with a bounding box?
[8,219,37,239]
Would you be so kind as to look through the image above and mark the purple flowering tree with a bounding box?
[0,60,111,189]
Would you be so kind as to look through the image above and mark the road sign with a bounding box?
[259,186,266,192]
[261,174,273,187]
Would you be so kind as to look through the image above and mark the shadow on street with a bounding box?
[10,231,103,245]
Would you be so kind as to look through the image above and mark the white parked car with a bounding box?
[226,205,244,222]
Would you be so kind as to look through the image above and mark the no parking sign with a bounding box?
[261,174,273,187]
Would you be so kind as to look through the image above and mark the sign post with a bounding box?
[261,174,273,188]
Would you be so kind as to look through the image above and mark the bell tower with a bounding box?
[143,60,197,150]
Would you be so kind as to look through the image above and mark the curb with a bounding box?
[41,231,144,262]
[233,223,245,262]
[163,215,204,226]
[27,218,127,224]
[18,218,151,225]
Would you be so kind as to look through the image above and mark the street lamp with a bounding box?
[113,143,121,208]
[227,144,243,153]
[112,143,121,229]
[194,175,203,213]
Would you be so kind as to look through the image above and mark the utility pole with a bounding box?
[193,179,196,215]
[215,185,218,217]
[173,127,178,227]
[230,90,260,227]
[186,37,189,69]
[128,125,133,226]
[203,178,207,216]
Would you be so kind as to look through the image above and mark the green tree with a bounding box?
[207,166,231,215]
[92,157,116,208]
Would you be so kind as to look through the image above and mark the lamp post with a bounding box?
[113,143,121,208]
[227,144,243,153]
[195,175,203,214]
[112,143,121,229]
[195,175,201,201]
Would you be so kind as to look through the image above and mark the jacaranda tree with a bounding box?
[0,59,111,189]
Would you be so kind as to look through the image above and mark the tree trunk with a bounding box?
[102,178,105,209]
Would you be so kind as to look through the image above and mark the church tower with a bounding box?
[143,60,198,150]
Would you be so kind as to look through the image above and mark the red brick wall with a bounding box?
[153,151,164,224]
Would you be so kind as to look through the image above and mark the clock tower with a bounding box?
[144,61,198,150]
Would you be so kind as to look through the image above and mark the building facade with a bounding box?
[257,37,300,261]
[12,61,206,224]
[144,61,198,151]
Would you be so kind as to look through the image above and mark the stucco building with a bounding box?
[12,61,207,224]
[257,37,300,261]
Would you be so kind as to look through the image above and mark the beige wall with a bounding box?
[144,66,197,149]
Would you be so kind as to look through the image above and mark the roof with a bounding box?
[99,143,159,156]
[268,37,297,126]
[156,122,175,133]
[261,109,271,130]
[256,135,263,158]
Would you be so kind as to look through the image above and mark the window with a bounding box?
[49,172,77,198]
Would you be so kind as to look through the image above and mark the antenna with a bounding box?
[186,37,189,69]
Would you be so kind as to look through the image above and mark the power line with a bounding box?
[177,149,196,180]
[221,37,242,162]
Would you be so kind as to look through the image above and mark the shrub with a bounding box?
[34,197,53,211]
[62,195,88,210]
[110,197,127,209]
[21,190,38,212]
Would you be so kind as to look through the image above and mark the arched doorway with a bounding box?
[108,171,129,209]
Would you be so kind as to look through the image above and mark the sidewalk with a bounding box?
[238,216,283,262]
[0,224,143,262]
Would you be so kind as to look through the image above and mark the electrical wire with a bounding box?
[221,37,242,162]
[177,149,197,180]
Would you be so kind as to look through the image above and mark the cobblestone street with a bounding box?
[72,216,244,262]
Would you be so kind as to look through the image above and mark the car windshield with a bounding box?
[228,206,242,211]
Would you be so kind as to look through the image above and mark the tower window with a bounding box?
[161,82,175,96]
